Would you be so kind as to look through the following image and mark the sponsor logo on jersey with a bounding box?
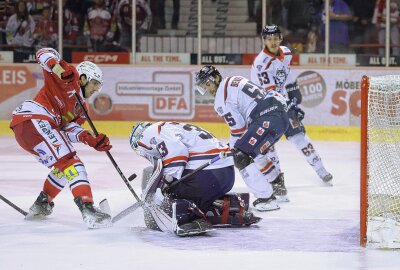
[37,120,59,144]
[256,127,265,136]
[262,121,270,128]
[35,148,54,165]
[260,141,271,154]
[257,65,263,71]
[249,137,257,146]
[260,106,278,116]
[150,137,157,145]
[216,106,224,115]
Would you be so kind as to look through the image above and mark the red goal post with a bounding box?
[360,75,400,248]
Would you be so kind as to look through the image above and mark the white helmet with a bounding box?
[76,61,103,90]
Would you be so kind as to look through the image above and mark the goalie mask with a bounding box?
[194,65,221,95]
[76,61,103,92]
[129,122,159,161]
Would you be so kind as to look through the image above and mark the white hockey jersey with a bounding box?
[135,122,233,180]
[213,76,287,148]
[251,46,296,98]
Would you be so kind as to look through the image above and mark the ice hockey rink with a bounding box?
[1,136,400,270]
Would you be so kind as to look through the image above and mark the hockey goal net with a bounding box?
[361,75,400,248]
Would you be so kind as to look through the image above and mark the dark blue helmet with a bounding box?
[195,65,221,95]
[261,24,283,40]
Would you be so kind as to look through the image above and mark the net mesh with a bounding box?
[367,76,400,246]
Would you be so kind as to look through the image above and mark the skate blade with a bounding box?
[253,204,280,212]
[24,212,48,220]
[276,195,290,202]
[175,228,215,236]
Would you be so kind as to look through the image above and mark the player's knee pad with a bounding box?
[207,193,259,227]
[232,149,253,171]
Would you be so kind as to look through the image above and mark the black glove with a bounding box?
[292,105,305,121]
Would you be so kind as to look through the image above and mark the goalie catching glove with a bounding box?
[78,131,112,152]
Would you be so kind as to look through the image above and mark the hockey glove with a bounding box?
[79,131,112,152]
[51,63,75,83]
[292,106,305,122]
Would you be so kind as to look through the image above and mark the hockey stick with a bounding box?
[72,91,140,202]
[0,194,28,216]
[111,151,228,223]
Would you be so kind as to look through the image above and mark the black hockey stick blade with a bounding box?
[0,194,28,216]
[111,202,143,223]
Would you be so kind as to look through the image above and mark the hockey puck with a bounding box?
[128,173,137,181]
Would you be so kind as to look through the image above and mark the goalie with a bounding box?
[129,121,261,236]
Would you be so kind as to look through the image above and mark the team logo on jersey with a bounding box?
[217,107,224,115]
[257,65,263,71]
[256,127,265,136]
[150,137,157,145]
[260,141,271,154]
[249,137,257,146]
[274,67,288,88]
[262,121,270,128]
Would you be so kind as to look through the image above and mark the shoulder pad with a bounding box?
[280,46,292,55]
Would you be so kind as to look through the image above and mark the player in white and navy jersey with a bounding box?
[129,121,260,236]
[251,25,333,190]
[195,65,290,212]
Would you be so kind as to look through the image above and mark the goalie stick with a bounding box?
[72,91,140,202]
[0,194,28,216]
[111,151,227,223]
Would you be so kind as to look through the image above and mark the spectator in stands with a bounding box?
[63,0,80,46]
[83,0,116,52]
[32,6,57,49]
[117,0,152,52]
[283,0,313,51]
[319,0,353,53]
[5,1,35,49]
[350,0,375,54]
[373,0,399,56]
[157,0,179,29]
[0,0,15,45]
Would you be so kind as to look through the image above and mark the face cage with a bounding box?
[195,77,214,95]
[129,124,146,151]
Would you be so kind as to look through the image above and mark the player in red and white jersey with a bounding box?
[195,65,289,212]
[251,25,333,190]
[129,121,260,236]
[9,48,112,229]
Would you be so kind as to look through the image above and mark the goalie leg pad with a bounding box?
[207,193,261,227]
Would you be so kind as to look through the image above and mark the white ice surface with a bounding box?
[1,136,400,270]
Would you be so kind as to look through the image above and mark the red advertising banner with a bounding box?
[71,52,130,64]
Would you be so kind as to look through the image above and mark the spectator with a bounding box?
[117,0,151,52]
[5,1,35,48]
[63,0,80,46]
[158,0,179,29]
[32,6,57,49]
[373,0,399,56]
[0,0,15,45]
[319,0,353,53]
[283,0,313,45]
[350,0,375,54]
[83,0,116,52]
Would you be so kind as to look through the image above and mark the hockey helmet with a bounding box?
[261,24,283,40]
[76,61,103,91]
[194,65,221,95]
[129,122,152,151]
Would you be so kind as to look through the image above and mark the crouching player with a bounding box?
[129,121,261,236]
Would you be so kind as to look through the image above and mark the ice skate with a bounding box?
[252,195,280,212]
[175,218,215,236]
[74,197,112,229]
[25,191,54,220]
[271,173,290,202]
[317,168,333,186]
